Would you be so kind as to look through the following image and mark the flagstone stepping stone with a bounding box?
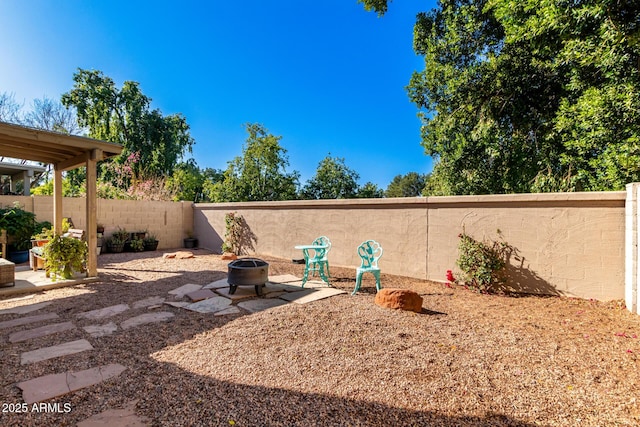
[120,312,174,330]
[183,297,232,314]
[215,286,261,301]
[280,287,347,304]
[0,312,59,330]
[77,304,130,320]
[214,306,242,316]
[168,283,202,298]
[0,301,52,315]
[83,322,118,338]
[164,301,190,308]
[203,278,229,289]
[9,321,76,343]
[77,399,149,427]
[17,363,127,404]
[268,274,302,284]
[21,339,94,365]
[132,296,165,309]
[237,298,288,313]
[185,289,216,302]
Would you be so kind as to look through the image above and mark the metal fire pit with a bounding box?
[227,258,269,296]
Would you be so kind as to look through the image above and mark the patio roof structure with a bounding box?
[0,121,123,277]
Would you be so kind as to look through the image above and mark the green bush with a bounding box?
[456,229,511,292]
[44,234,88,281]
[0,203,37,251]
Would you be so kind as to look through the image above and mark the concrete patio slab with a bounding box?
[202,278,229,289]
[237,298,288,313]
[280,287,347,304]
[9,321,76,343]
[132,296,165,309]
[77,400,150,427]
[120,312,174,330]
[17,363,127,404]
[183,297,232,314]
[0,312,59,330]
[77,304,130,320]
[0,301,52,315]
[185,289,216,302]
[83,322,118,338]
[168,284,202,298]
[21,339,94,365]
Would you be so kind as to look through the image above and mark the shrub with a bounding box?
[456,229,511,292]
[222,212,243,254]
[44,234,88,281]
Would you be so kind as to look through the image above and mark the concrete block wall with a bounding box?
[194,192,627,302]
[0,195,193,250]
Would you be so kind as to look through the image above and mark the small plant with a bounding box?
[112,227,129,243]
[222,212,243,255]
[43,234,88,281]
[0,203,37,251]
[456,229,511,293]
[129,237,145,252]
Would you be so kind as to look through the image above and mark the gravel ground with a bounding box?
[1,249,640,426]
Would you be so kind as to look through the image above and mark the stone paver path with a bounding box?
[9,321,76,343]
[0,312,59,330]
[0,301,52,315]
[83,322,118,338]
[2,272,347,421]
[120,312,174,330]
[77,400,149,427]
[17,364,127,404]
[21,339,94,365]
[77,304,130,320]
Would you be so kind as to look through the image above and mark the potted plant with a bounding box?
[0,203,37,263]
[107,228,128,253]
[43,234,88,281]
[144,234,159,251]
[97,224,105,234]
[183,230,198,248]
[129,236,145,252]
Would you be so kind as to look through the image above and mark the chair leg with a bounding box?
[373,271,382,292]
[318,261,330,286]
[301,264,310,288]
[352,271,363,295]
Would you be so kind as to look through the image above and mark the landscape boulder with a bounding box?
[374,288,423,313]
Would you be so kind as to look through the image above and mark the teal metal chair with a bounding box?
[352,240,383,295]
[310,236,331,278]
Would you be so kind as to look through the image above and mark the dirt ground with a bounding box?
[1,249,639,426]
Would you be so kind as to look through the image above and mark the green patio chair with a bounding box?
[310,236,331,278]
[352,240,383,295]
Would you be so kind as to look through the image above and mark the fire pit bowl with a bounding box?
[227,258,269,296]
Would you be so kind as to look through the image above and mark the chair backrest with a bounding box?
[357,240,383,269]
[65,229,85,240]
[312,236,331,254]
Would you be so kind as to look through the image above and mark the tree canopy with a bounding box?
[385,172,428,197]
[61,68,194,183]
[206,123,299,202]
[301,156,361,199]
[361,0,640,193]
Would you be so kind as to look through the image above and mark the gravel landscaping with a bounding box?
[1,249,640,426]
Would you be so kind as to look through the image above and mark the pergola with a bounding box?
[0,121,123,277]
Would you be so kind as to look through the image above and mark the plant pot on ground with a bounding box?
[43,234,88,281]
[144,235,159,251]
[183,233,198,248]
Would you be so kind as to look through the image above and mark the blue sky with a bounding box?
[0,0,437,189]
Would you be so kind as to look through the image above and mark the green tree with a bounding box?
[385,172,428,197]
[301,156,360,199]
[61,68,194,185]
[207,123,299,202]
[361,0,640,193]
[357,182,385,198]
[165,160,223,202]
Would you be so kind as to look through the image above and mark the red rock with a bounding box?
[163,251,195,259]
[374,288,423,313]
[221,253,238,260]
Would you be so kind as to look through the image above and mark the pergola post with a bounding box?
[85,149,100,276]
[53,167,63,233]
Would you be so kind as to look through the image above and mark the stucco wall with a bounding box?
[194,192,626,301]
[0,195,193,250]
